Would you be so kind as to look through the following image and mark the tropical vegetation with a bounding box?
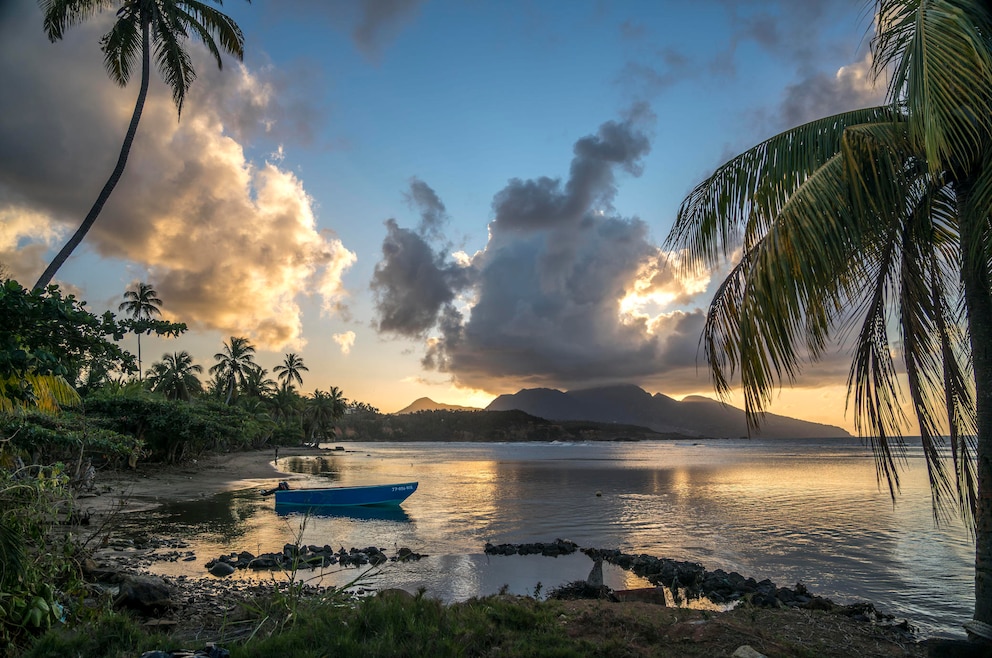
[0,275,363,651]
[118,282,162,380]
[210,336,258,405]
[664,0,992,632]
[32,0,249,289]
[144,350,202,401]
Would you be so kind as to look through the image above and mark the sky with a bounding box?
[0,0,889,429]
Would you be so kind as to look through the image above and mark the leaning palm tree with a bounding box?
[33,0,248,290]
[118,282,162,380]
[209,336,256,405]
[273,353,308,388]
[146,350,202,401]
[664,0,992,633]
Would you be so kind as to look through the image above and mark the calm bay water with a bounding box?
[131,439,972,638]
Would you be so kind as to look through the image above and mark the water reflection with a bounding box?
[281,455,341,480]
[275,505,411,523]
[135,440,972,638]
[121,489,262,544]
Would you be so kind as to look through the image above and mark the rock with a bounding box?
[378,588,415,601]
[586,559,604,588]
[209,561,236,577]
[611,587,667,605]
[115,575,175,613]
[732,646,767,658]
[923,638,992,657]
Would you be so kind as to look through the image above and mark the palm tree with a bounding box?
[269,381,303,423]
[33,0,248,290]
[209,336,256,405]
[304,387,347,445]
[241,364,276,399]
[273,353,309,388]
[146,350,202,401]
[664,0,992,632]
[118,282,162,380]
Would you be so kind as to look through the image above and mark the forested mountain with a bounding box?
[486,384,850,439]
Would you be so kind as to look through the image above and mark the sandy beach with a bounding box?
[78,446,329,516]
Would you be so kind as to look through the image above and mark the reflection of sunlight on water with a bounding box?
[131,440,971,638]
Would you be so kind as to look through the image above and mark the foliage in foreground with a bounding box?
[25,595,594,658]
[0,466,87,651]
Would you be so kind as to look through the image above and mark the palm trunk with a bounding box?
[960,187,992,630]
[33,18,151,291]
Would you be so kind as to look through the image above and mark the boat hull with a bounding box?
[274,482,418,508]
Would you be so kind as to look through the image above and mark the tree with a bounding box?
[273,353,308,388]
[663,0,992,633]
[0,279,183,412]
[269,381,303,423]
[304,387,347,445]
[33,0,248,289]
[118,282,162,380]
[208,336,256,405]
[240,364,276,399]
[146,350,202,401]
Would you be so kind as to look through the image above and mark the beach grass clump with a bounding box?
[23,612,172,658]
[233,593,589,658]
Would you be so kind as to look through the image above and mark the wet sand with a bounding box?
[77,447,327,515]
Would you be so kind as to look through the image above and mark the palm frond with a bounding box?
[100,15,141,87]
[40,0,114,42]
[0,374,81,413]
[178,0,247,63]
[876,0,992,174]
[667,106,901,272]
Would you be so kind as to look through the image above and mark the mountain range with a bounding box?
[399,384,850,439]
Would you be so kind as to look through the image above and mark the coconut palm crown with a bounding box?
[664,0,992,631]
[208,336,256,405]
[273,352,309,388]
[145,350,202,401]
[118,281,162,380]
[33,0,248,289]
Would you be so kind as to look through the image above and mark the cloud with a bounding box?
[333,331,356,354]
[0,207,63,284]
[405,177,448,242]
[373,110,716,393]
[370,216,472,336]
[619,0,862,102]
[776,52,885,127]
[0,4,355,350]
[274,0,427,60]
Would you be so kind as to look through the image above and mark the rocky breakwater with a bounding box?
[205,544,427,577]
[483,541,909,628]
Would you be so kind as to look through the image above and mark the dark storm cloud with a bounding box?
[373,111,716,392]
[492,116,651,232]
[372,178,470,336]
[405,178,448,242]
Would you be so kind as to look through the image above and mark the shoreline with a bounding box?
[77,446,327,516]
[73,445,965,649]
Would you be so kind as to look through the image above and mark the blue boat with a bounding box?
[271,481,418,509]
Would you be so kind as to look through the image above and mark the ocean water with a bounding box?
[132,439,973,638]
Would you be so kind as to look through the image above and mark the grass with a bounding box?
[20,593,926,658]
